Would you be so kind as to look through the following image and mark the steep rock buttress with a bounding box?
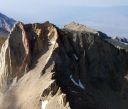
[0,22,128,109]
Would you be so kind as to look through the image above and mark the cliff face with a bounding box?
[0,22,128,109]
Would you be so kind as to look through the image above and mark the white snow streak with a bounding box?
[41,100,48,109]
[70,75,79,86]
[73,54,79,61]
[78,80,85,90]
[70,74,85,90]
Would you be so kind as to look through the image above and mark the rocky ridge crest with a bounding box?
[0,21,128,109]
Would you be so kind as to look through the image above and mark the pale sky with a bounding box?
[0,0,128,7]
[0,0,128,21]
[0,0,128,37]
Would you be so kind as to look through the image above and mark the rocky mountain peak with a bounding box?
[0,21,128,109]
[64,22,97,33]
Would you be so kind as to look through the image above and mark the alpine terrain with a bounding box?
[0,13,16,48]
[0,21,128,109]
[0,13,16,37]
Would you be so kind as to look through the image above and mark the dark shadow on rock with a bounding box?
[24,23,52,71]
[51,29,128,109]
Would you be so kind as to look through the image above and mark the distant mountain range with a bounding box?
[113,37,128,44]
[0,13,16,37]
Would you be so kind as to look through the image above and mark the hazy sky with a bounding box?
[0,0,128,7]
[0,0,128,37]
[0,0,128,14]
[0,0,127,21]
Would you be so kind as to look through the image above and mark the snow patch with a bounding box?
[70,75,79,86]
[70,74,85,90]
[41,100,48,109]
[73,54,79,61]
[71,90,79,93]
[116,46,121,50]
[78,80,85,90]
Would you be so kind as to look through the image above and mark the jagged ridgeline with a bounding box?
[0,21,128,109]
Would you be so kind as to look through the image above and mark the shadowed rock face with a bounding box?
[0,21,128,109]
